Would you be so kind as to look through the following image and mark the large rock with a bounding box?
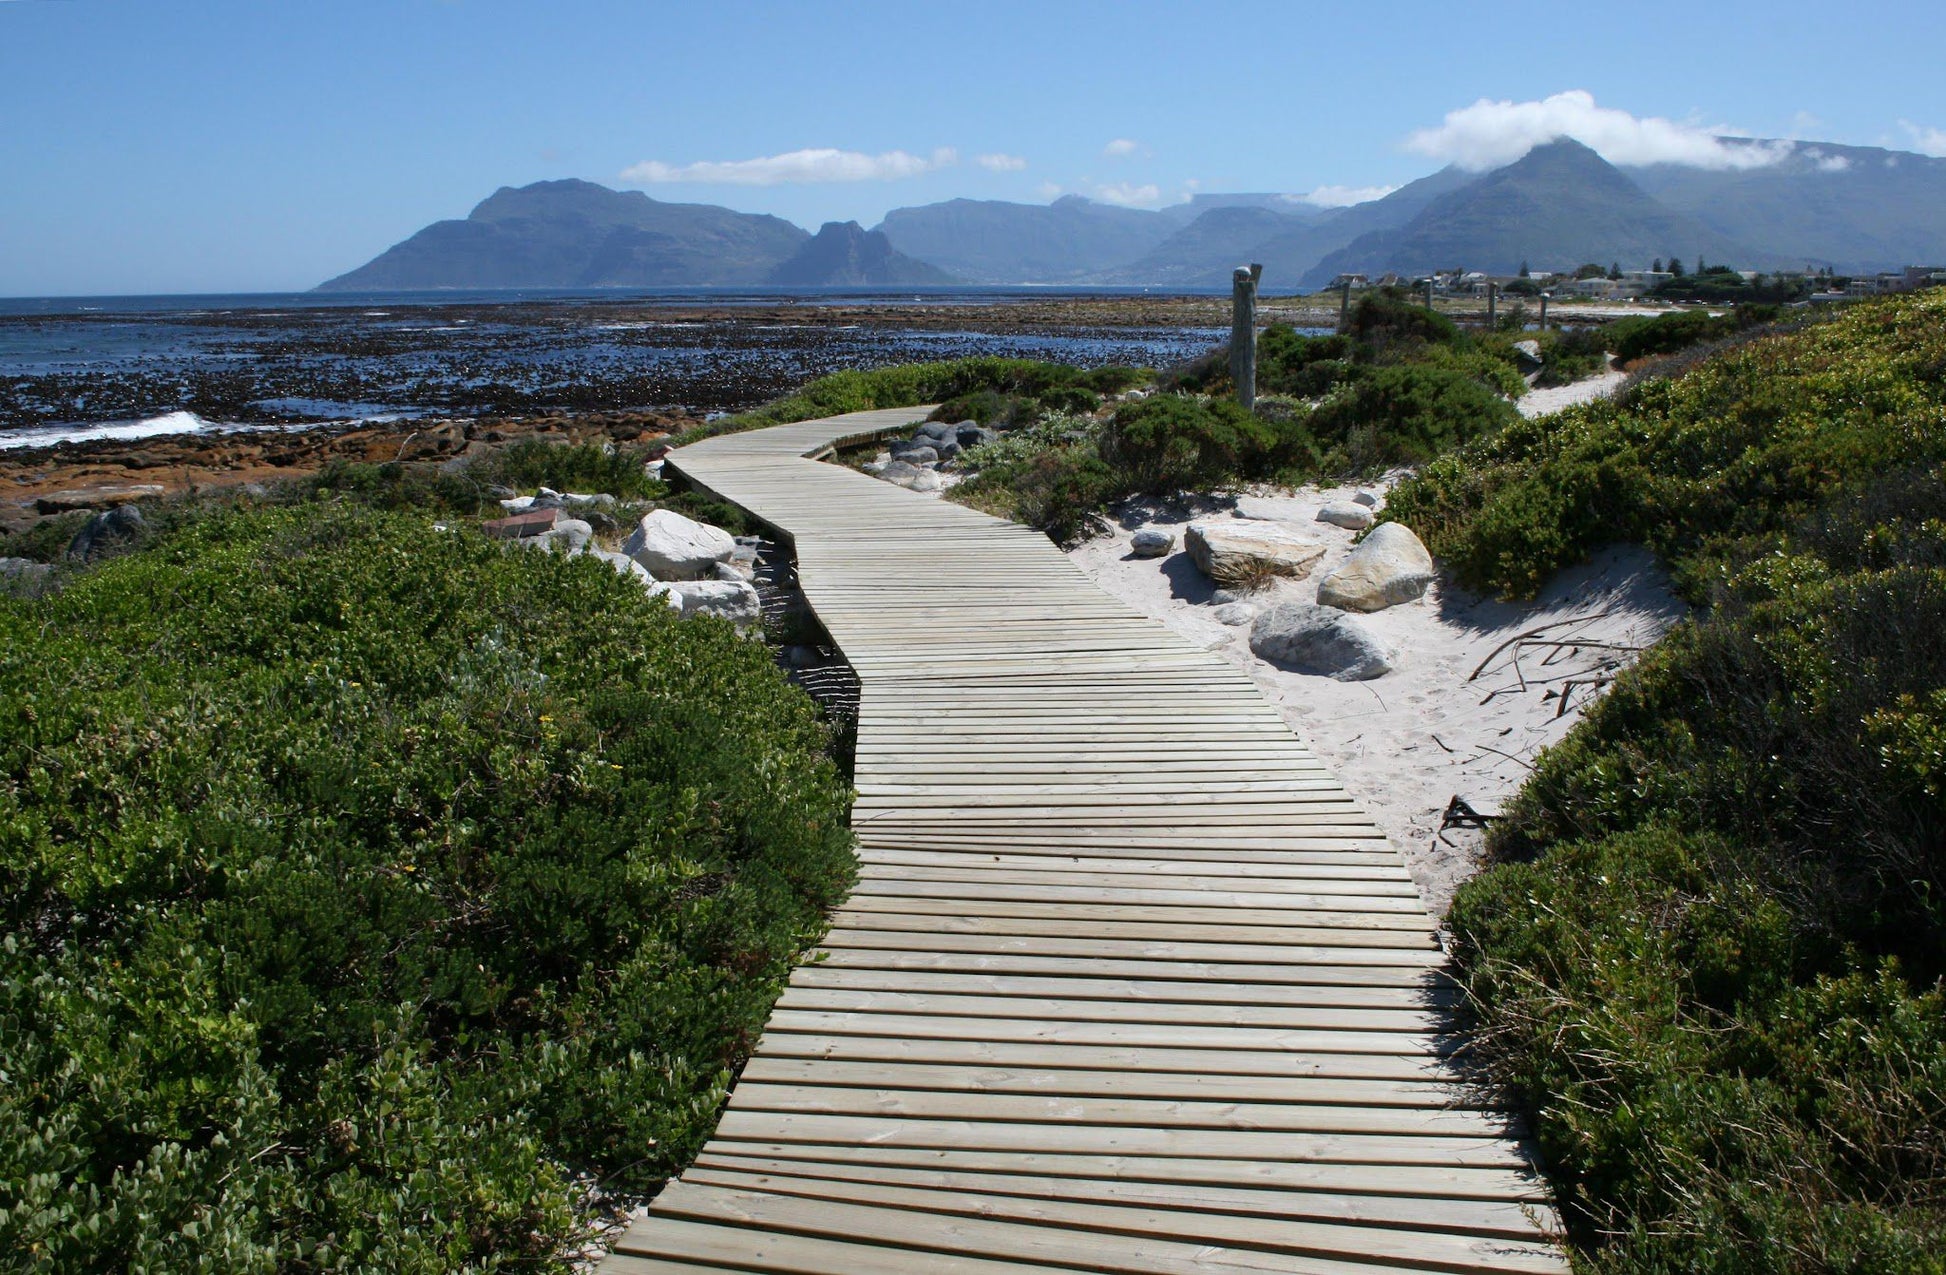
[878,460,926,489]
[889,442,939,464]
[1130,528,1175,558]
[66,505,146,561]
[623,509,735,579]
[0,557,52,599]
[34,484,163,515]
[668,579,761,627]
[1316,501,1374,530]
[1249,603,1395,681]
[1316,522,1437,612]
[1184,521,1326,583]
[1233,495,1311,523]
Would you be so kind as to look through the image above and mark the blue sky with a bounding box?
[3,0,1944,295]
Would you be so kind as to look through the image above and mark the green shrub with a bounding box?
[1387,294,1946,599]
[1099,394,1280,492]
[953,443,1120,547]
[1307,363,1518,473]
[672,356,1146,447]
[1344,290,1462,348]
[476,437,665,499]
[1395,292,1946,1270]
[1531,326,1610,387]
[0,503,853,1271]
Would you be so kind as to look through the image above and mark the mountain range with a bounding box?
[316,137,1946,293]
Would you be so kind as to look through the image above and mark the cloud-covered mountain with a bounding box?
[1624,141,1946,272]
[1301,139,1761,287]
[317,135,1946,293]
[316,180,809,290]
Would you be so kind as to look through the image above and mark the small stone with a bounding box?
[1130,529,1175,558]
[481,507,558,539]
[1352,490,1380,508]
[890,443,939,464]
[1249,603,1395,680]
[1316,502,1375,530]
[1212,602,1256,626]
[909,469,943,493]
[1210,588,1244,606]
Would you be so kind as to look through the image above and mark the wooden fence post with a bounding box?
[1538,292,1550,331]
[1338,280,1352,334]
[1486,280,1497,328]
[1231,264,1261,411]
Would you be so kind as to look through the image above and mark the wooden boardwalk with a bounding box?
[604,409,1565,1275]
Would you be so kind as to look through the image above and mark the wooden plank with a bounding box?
[680,1169,1566,1274]
[595,407,1561,1273]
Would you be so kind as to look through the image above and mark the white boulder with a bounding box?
[623,509,736,580]
[1130,528,1175,558]
[1184,521,1327,582]
[1316,522,1437,612]
[668,579,762,627]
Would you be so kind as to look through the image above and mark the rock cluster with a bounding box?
[485,497,760,627]
[1124,485,1440,682]
[863,418,1002,495]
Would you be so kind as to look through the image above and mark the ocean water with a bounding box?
[0,287,1228,449]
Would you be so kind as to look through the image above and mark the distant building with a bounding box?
[1562,277,1622,298]
[1904,266,1946,290]
[1325,273,1371,290]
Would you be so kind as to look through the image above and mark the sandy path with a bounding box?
[1518,367,1627,418]
[1069,483,1683,919]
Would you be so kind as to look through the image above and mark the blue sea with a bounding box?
[0,287,1231,450]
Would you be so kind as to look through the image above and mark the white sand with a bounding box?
[1069,482,1684,919]
[1517,367,1626,419]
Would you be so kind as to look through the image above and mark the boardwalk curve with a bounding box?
[604,408,1565,1274]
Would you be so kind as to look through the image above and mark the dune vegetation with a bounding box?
[0,502,854,1271]
[1385,290,1946,1271]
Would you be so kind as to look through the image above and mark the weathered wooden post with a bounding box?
[1337,279,1352,334]
[1425,277,1436,311]
[1538,291,1550,331]
[1486,280,1497,328]
[1231,263,1261,411]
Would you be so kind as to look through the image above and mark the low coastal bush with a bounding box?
[1387,290,1946,1270]
[1306,363,1518,471]
[0,503,854,1272]
[670,355,1146,447]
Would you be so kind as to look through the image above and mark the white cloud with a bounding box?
[1405,90,1792,171]
[1037,181,1065,200]
[1900,120,1946,157]
[620,146,957,186]
[976,152,1027,172]
[1801,147,1851,173]
[1093,182,1161,207]
[1102,138,1142,158]
[1291,183,1399,208]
